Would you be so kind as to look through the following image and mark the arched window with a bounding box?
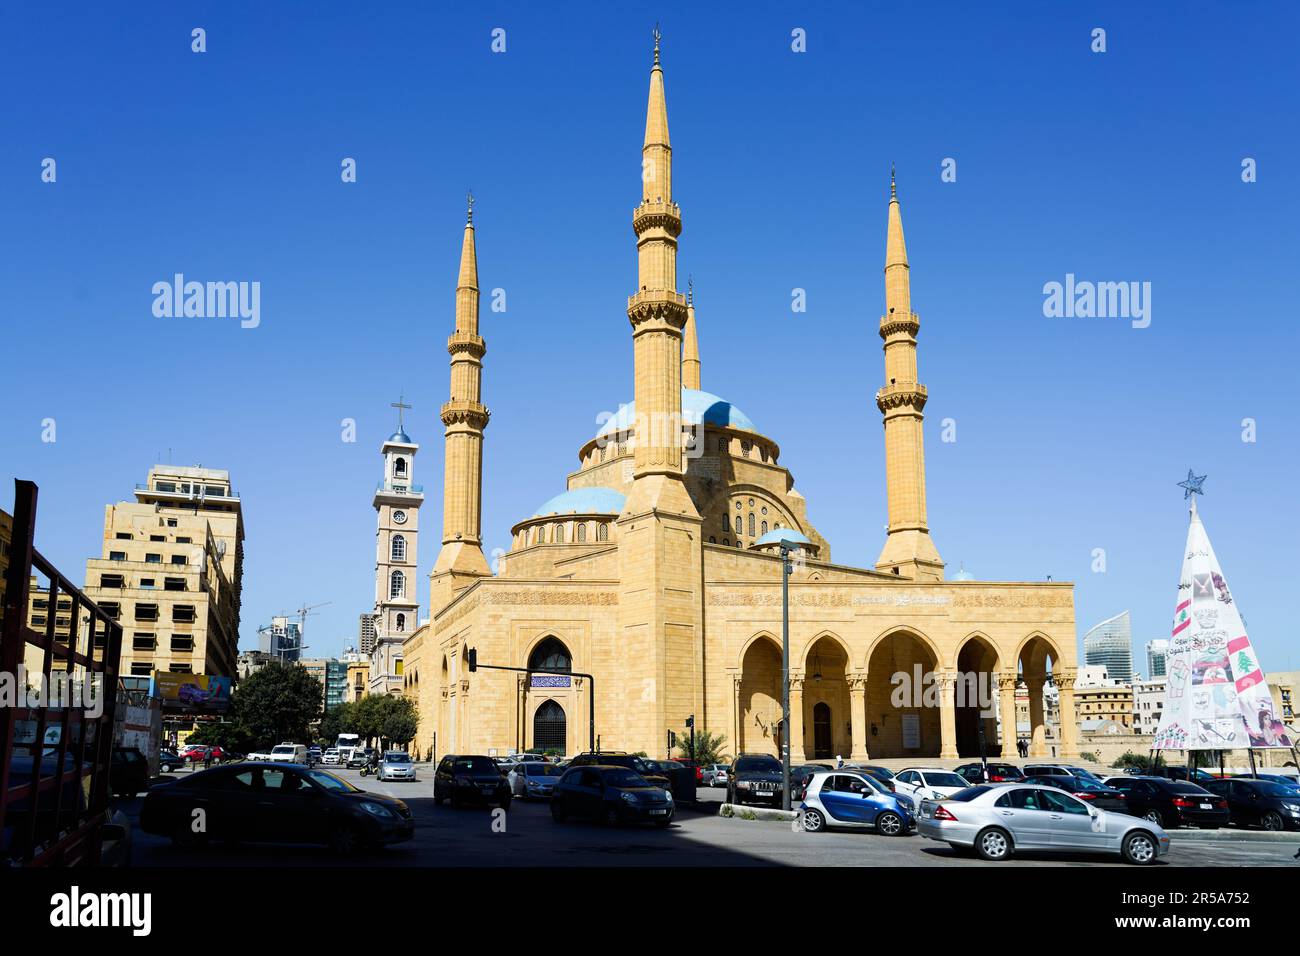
[709,536,716,543]
[761,520,768,535]
[723,538,730,546]
[741,441,751,458]
[734,515,743,534]
[395,612,406,632]
[597,524,609,542]
[390,570,405,599]
[394,457,407,476]
[734,540,742,548]
[391,534,406,562]
[529,636,572,673]
[554,524,565,544]
[748,513,756,537]
[717,437,726,454]
[577,523,587,543]
[599,445,607,462]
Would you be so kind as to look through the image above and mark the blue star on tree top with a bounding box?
[1178,469,1207,499]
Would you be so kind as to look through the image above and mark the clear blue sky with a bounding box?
[3,2,1297,671]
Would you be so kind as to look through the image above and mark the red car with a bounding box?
[179,744,212,762]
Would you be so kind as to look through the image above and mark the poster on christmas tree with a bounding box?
[1153,498,1292,752]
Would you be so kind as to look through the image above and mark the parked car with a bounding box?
[1145,765,1219,783]
[178,744,210,763]
[1102,775,1229,829]
[569,752,694,802]
[247,747,275,761]
[845,764,898,791]
[268,744,308,764]
[508,760,566,799]
[727,754,785,806]
[433,754,511,809]
[378,751,417,782]
[1202,778,1300,831]
[799,770,915,835]
[917,783,1168,865]
[790,763,833,800]
[321,749,341,766]
[1235,773,1300,793]
[955,762,1026,784]
[348,748,377,769]
[1022,774,1129,812]
[550,765,674,826]
[139,763,414,852]
[892,767,970,802]
[701,763,731,787]
[1023,764,1103,784]
[158,750,187,773]
[110,746,150,798]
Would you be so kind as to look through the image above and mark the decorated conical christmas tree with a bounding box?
[1154,478,1292,752]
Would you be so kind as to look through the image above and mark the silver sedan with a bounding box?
[917,783,1169,865]
[508,761,565,799]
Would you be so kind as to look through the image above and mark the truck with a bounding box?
[336,733,361,764]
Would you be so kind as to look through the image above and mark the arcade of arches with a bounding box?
[735,630,1076,761]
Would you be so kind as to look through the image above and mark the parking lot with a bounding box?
[119,766,1300,867]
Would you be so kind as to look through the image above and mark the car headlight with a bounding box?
[664,790,674,803]
[1283,803,1300,812]
[738,780,753,790]
[360,801,397,820]
[620,791,638,804]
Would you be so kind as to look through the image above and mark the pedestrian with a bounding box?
[835,754,844,769]
[203,749,212,770]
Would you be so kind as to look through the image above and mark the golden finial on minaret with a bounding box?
[890,162,897,201]
[687,274,693,306]
[652,22,662,67]
[466,189,474,224]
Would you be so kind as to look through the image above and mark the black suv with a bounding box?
[433,754,511,809]
[1103,775,1228,829]
[551,764,674,827]
[1202,778,1300,831]
[727,754,784,806]
[568,752,680,794]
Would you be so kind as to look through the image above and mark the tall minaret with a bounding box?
[874,170,944,581]
[682,278,701,391]
[616,28,703,756]
[432,195,491,610]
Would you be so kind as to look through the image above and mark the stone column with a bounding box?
[849,674,869,761]
[1056,670,1080,759]
[732,674,742,757]
[998,674,1019,760]
[789,677,806,763]
[1027,671,1047,757]
[938,672,959,759]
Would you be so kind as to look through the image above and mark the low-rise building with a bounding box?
[1132,676,1167,736]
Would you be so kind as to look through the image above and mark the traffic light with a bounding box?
[466,647,477,672]
[685,715,694,729]
[668,730,677,750]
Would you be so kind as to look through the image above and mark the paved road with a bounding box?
[121,767,1299,868]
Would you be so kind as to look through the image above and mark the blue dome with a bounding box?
[754,528,811,547]
[596,389,757,439]
[388,429,412,444]
[952,564,975,581]
[532,487,626,518]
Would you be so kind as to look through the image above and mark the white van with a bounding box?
[267,743,308,764]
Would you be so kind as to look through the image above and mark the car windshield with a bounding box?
[1075,779,1111,792]
[924,772,968,788]
[452,757,497,774]
[525,764,563,777]
[1248,781,1294,797]
[302,769,360,792]
[603,769,650,788]
[384,753,411,764]
[948,786,994,802]
[271,746,295,754]
[736,757,781,773]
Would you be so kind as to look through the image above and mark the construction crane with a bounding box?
[296,600,332,643]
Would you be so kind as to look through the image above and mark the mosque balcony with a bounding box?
[626,289,688,324]
[632,200,682,236]
[874,382,929,412]
[446,331,486,358]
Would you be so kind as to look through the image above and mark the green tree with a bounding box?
[231,663,324,748]
[184,720,254,754]
[674,728,728,765]
[1112,751,1154,772]
[318,700,357,743]
[380,696,419,748]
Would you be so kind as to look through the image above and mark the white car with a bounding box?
[322,749,340,766]
[247,747,275,761]
[378,751,417,781]
[267,743,308,763]
[892,767,970,802]
[703,764,730,787]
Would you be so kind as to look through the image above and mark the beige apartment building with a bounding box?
[82,466,244,679]
[403,38,1081,763]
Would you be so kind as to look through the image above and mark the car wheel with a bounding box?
[876,811,904,836]
[551,802,566,823]
[1122,830,1158,865]
[1260,811,1284,832]
[329,823,363,855]
[974,827,1013,862]
[802,808,826,833]
[1142,809,1165,827]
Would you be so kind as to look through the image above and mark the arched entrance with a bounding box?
[955,636,1000,757]
[866,630,941,758]
[803,636,850,760]
[533,699,566,753]
[738,636,783,757]
[1017,635,1058,758]
[812,702,832,759]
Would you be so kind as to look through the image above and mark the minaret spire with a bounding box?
[682,276,701,390]
[875,172,944,581]
[433,200,492,602]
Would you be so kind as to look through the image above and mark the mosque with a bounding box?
[402,36,1080,764]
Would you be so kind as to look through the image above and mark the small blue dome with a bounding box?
[754,528,811,547]
[952,565,975,581]
[388,429,412,444]
[596,389,757,439]
[532,487,626,518]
